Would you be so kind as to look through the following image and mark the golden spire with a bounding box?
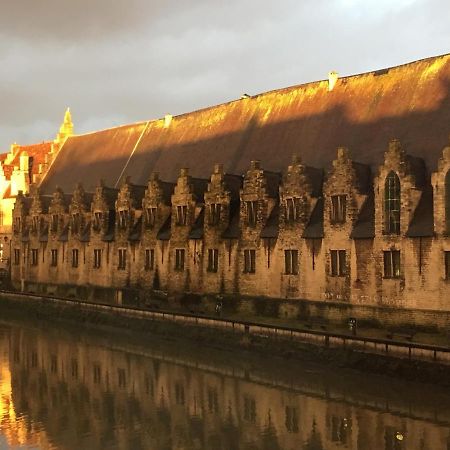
[56,107,74,144]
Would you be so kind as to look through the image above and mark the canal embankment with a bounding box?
[1,289,450,386]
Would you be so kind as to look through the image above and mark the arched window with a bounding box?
[446,170,450,233]
[384,171,400,234]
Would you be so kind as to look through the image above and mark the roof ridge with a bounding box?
[61,52,450,140]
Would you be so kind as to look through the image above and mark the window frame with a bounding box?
[145,248,155,271]
[207,248,219,273]
[330,195,347,224]
[176,205,188,226]
[243,249,256,274]
[118,209,129,229]
[284,249,299,275]
[246,201,258,227]
[384,171,401,235]
[145,207,157,228]
[118,248,127,270]
[208,203,222,226]
[31,249,38,266]
[93,249,102,269]
[330,250,347,277]
[71,248,79,268]
[50,249,58,267]
[14,249,20,266]
[445,171,450,234]
[175,248,185,271]
[383,250,401,279]
[444,251,450,280]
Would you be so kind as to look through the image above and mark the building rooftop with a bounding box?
[40,53,450,195]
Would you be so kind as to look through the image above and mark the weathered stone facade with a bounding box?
[10,138,450,316]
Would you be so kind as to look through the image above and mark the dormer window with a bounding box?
[71,212,80,234]
[384,171,401,235]
[246,201,257,227]
[51,214,58,233]
[176,205,188,226]
[285,198,299,223]
[445,170,450,234]
[118,209,129,229]
[208,203,221,226]
[31,215,39,232]
[93,211,103,231]
[330,195,346,224]
[145,207,157,227]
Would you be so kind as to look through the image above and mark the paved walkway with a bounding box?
[144,300,450,347]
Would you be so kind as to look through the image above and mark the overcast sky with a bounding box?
[0,0,449,150]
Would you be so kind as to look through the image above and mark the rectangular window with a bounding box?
[14,249,20,266]
[94,249,102,269]
[51,214,58,232]
[330,195,347,224]
[118,210,129,229]
[383,250,401,278]
[208,203,222,225]
[246,201,258,227]
[330,250,346,276]
[71,359,78,379]
[145,249,155,270]
[93,364,101,384]
[285,406,299,433]
[284,250,299,275]
[118,368,126,389]
[175,249,185,271]
[31,216,39,232]
[145,207,157,227]
[207,249,219,273]
[445,252,450,280]
[118,248,127,270]
[71,212,80,234]
[71,249,79,268]
[176,205,188,226]
[31,249,38,266]
[285,198,299,223]
[243,249,256,273]
[93,211,103,231]
[51,249,58,267]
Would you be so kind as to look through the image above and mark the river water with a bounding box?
[0,315,449,450]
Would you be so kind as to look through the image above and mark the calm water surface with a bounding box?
[0,315,449,450]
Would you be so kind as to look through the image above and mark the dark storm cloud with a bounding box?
[0,0,449,150]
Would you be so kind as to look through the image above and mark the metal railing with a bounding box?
[1,289,450,365]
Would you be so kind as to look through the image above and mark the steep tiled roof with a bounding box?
[188,207,205,239]
[351,194,375,239]
[260,204,280,239]
[406,186,434,237]
[3,142,52,182]
[302,198,324,239]
[39,53,450,194]
[41,123,147,193]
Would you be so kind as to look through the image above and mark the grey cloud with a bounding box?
[0,0,449,150]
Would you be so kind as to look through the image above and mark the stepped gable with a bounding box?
[41,53,450,192]
[2,142,52,181]
[40,122,147,193]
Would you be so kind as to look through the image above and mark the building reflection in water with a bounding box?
[0,321,449,450]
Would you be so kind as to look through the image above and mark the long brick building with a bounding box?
[10,53,450,327]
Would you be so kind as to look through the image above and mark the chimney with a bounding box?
[328,71,339,91]
[164,114,173,128]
